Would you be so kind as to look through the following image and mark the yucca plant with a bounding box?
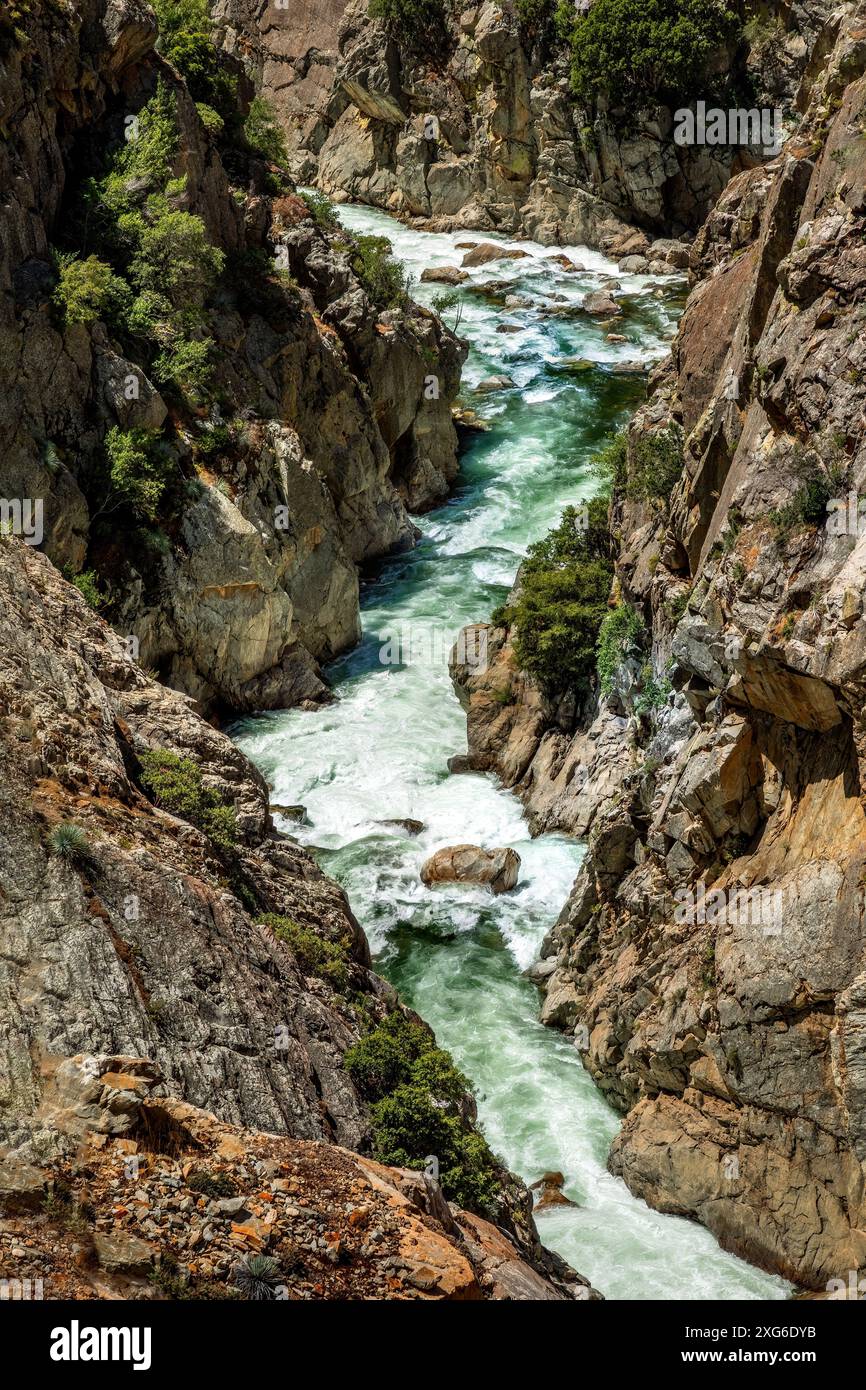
[49,823,90,863]
[231,1253,282,1301]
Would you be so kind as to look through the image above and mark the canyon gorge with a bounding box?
[0,0,864,1310]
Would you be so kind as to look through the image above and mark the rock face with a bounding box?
[420,844,521,894]
[455,11,866,1290]
[0,537,596,1298]
[225,0,843,251]
[0,1,464,716]
[0,1055,598,1300]
[0,539,377,1154]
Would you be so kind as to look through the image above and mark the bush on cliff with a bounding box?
[151,0,237,121]
[104,427,173,522]
[349,233,411,309]
[138,748,237,850]
[626,425,685,506]
[257,914,351,990]
[345,1012,500,1212]
[567,0,740,109]
[596,603,645,693]
[500,496,613,698]
[77,82,224,402]
[243,96,289,166]
[51,252,131,327]
[368,0,450,55]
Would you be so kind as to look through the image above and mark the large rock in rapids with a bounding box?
[420,845,521,895]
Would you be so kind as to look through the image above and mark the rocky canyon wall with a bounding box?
[0,0,463,717]
[453,6,866,1290]
[222,0,844,257]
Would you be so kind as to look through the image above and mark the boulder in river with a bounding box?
[583,291,622,316]
[447,753,475,773]
[420,845,521,895]
[377,818,426,836]
[618,254,650,273]
[475,375,517,394]
[270,803,308,824]
[530,1172,578,1212]
[420,266,469,285]
[546,253,584,272]
[462,243,531,267]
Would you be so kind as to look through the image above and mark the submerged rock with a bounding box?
[530,1172,578,1212]
[475,375,517,394]
[377,818,426,836]
[420,845,521,895]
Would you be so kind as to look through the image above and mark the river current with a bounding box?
[234,204,789,1300]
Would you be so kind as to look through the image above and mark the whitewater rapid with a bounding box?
[234,205,789,1300]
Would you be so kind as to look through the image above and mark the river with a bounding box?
[233,204,789,1301]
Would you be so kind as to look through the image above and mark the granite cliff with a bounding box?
[452,6,866,1289]
[0,0,464,717]
[218,0,843,257]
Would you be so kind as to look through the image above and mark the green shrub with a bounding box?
[125,198,225,310]
[344,1012,438,1100]
[770,440,848,537]
[349,233,410,308]
[94,81,179,227]
[346,1012,499,1213]
[71,569,104,610]
[569,0,740,109]
[633,663,673,715]
[594,429,628,495]
[151,0,236,119]
[300,190,339,230]
[506,497,613,697]
[626,426,684,505]
[516,0,568,49]
[187,1170,238,1198]
[195,102,224,137]
[596,603,644,693]
[105,427,172,521]
[368,0,449,54]
[243,97,289,166]
[152,337,213,399]
[231,1253,283,1301]
[49,823,90,862]
[371,1087,499,1213]
[51,252,131,326]
[138,748,237,851]
[257,914,350,989]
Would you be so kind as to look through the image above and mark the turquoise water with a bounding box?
[234,206,789,1300]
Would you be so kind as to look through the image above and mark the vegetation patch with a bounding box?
[368,0,451,56]
[49,823,90,863]
[257,914,351,990]
[565,0,741,109]
[596,603,645,693]
[497,496,613,698]
[138,748,237,851]
[348,233,411,309]
[345,1012,500,1213]
[51,252,130,327]
[770,435,849,538]
[103,427,173,522]
[626,426,685,506]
